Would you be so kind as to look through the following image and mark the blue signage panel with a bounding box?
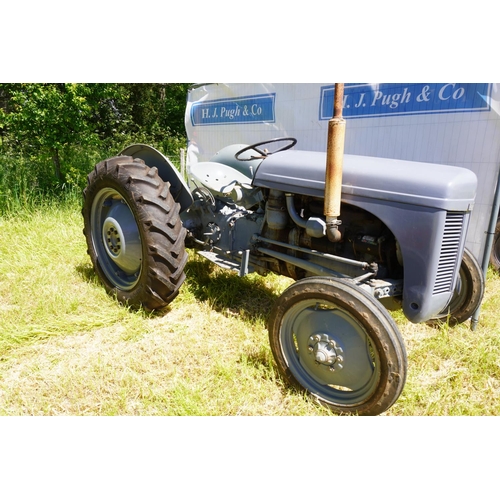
[319,83,491,120]
[191,93,276,126]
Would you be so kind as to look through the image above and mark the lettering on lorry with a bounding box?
[191,93,275,126]
[320,83,491,119]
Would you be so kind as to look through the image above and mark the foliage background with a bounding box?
[0,83,191,213]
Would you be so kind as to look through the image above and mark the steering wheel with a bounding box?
[235,137,297,161]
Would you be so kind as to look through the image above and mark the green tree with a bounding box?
[3,83,99,180]
[118,83,190,139]
[0,83,192,194]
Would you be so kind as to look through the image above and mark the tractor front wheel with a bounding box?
[268,277,407,416]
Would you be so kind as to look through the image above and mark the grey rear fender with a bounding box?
[120,144,193,212]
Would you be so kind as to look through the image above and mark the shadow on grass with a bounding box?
[75,253,284,322]
[76,261,99,284]
[184,255,282,324]
[239,344,277,381]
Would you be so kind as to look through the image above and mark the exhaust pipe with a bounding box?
[324,83,345,243]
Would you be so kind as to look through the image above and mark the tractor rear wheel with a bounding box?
[82,156,188,310]
[268,277,407,415]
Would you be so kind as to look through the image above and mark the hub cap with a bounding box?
[308,333,344,371]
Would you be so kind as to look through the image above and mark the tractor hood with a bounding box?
[253,150,477,211]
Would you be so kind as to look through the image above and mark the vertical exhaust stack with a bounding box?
[324,83,345,243]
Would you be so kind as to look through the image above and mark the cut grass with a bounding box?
[1,201,499,415]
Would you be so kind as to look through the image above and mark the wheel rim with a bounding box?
[280,298,380,407]
[90,187,143,290]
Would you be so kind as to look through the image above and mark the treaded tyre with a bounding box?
[427,247,484,327]
[269,277,407,416]
[489,217,500,271]
[82,156,188,310]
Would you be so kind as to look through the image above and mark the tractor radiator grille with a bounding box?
[433,212,465,295]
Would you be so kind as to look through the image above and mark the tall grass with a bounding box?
[0,154,44,213]
[0,152,86,215]
[0,138,186,215]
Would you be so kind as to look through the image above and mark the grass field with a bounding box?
[1,200,499,416]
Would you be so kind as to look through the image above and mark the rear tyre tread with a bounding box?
[82,155,188,311]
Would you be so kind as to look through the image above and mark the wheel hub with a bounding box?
[101,202,142,275]
[308,333,344,371]
[104,219,122,256]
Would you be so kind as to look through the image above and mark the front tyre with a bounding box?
[427,248,484,326]
[269,277,407,415]
[489,217,500,271]
[82,156,188,310]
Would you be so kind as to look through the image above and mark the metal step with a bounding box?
[198,250,243,273]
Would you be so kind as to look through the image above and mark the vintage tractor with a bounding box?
[82,90,481,415]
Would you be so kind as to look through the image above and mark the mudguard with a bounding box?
[120,144,193,212]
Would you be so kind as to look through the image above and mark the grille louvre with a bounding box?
[433,212,464,295]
